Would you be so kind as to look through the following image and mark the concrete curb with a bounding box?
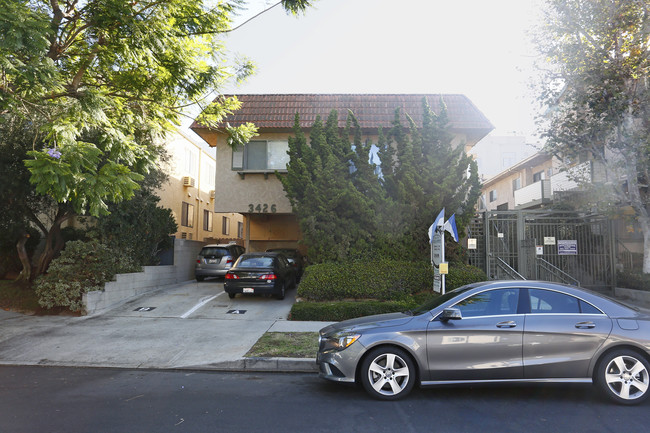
[0,358,319,373]
[187,357,318,373]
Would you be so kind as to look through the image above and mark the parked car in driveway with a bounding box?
[195,243,245,281]
[224,252,296,300]
[265,248,305,281]
[317,280,650,404]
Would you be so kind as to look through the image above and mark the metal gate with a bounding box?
[467,210,616,289]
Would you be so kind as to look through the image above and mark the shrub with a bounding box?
[297,258,486,302]
[290,299,417,322]
[617,271,650,291]
[35,240,140,312]
[445,262,488,291]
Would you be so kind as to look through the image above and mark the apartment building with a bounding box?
[191,94,494,253]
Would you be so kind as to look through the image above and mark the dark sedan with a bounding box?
[317,280,650,404]
[266,248,305,281]
[224,252,296,300]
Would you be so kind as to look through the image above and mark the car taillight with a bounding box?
[259,274,277,280]
[197,259,201,263]
[225,273,239,279]
[226,258,233,264]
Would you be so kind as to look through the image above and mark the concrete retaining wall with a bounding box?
[83,239,205,316]
[615,287,650,308]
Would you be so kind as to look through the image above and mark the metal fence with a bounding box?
[468,210,615,289]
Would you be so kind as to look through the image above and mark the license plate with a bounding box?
[243,288,254,293]
[208,259,218,264]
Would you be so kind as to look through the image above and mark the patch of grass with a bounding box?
[0,279,41,313]
[245,332,319,358]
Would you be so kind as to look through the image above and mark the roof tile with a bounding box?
[191,94,494,133]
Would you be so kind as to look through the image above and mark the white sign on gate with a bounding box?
[557,240,578,255]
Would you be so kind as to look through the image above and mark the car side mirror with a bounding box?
[440,308,462,321]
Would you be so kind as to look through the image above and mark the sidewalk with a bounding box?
[3,282,647,374]
[0,287,333,373]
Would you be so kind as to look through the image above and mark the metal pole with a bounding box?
[441,228,446,294]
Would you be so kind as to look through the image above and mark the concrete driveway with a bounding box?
[108,279,295,321]
[0,280,328,371]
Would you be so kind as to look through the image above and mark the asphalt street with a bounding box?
[1,365,647,433]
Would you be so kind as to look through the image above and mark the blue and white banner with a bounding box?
[443,214,459,243]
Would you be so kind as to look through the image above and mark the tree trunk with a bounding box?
[15,232,31,283]
[33,208,71,278]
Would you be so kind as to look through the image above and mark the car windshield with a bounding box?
[237,256,274,268]
[201,247,228,258]
[408,284,479,316]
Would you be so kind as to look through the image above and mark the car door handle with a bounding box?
[496,321,517,328]
[575,321,596,329]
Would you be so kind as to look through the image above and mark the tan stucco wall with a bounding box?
[156,131,243,242]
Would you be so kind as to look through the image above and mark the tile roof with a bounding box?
[191,94,494,133]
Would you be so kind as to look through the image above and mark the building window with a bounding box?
[232,141,289,171]
[533,170,545,183]
[183,147,198,177]
[489,190,498,202]
[222,216,230,235]
[181,202,194,228]
[203,210,213,232]
[512,178,521,193]
[237,221,243,239]
[202,159,215,189]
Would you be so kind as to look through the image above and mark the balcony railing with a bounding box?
[550,161,592,192]
[514,179,551,209]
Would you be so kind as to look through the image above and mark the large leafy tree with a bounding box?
[0,0,312,277]
[534,0,650,273]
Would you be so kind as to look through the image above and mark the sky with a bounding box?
[208,0,544,142]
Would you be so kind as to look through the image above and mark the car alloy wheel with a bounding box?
[360,347,415,400]
[597,350,650,405]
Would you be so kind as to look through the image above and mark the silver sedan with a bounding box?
[317,280,650,404]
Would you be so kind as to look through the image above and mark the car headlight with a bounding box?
[321,332,361,352]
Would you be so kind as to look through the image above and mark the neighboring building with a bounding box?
[191,94,494,253]
[469,134,538,180]
[478,151,602,212]
[477,149,645,275]
[157,130,243,244]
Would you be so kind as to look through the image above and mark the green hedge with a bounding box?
[290,299,417,322]
[35,240,140,312]
[297,259,486,302]
[617,271,650,291]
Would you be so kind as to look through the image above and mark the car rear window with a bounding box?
[268,249,298,257]
[200,247,228,258]
[238,256,274,268]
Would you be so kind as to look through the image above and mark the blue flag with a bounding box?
[443,214,459,243]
